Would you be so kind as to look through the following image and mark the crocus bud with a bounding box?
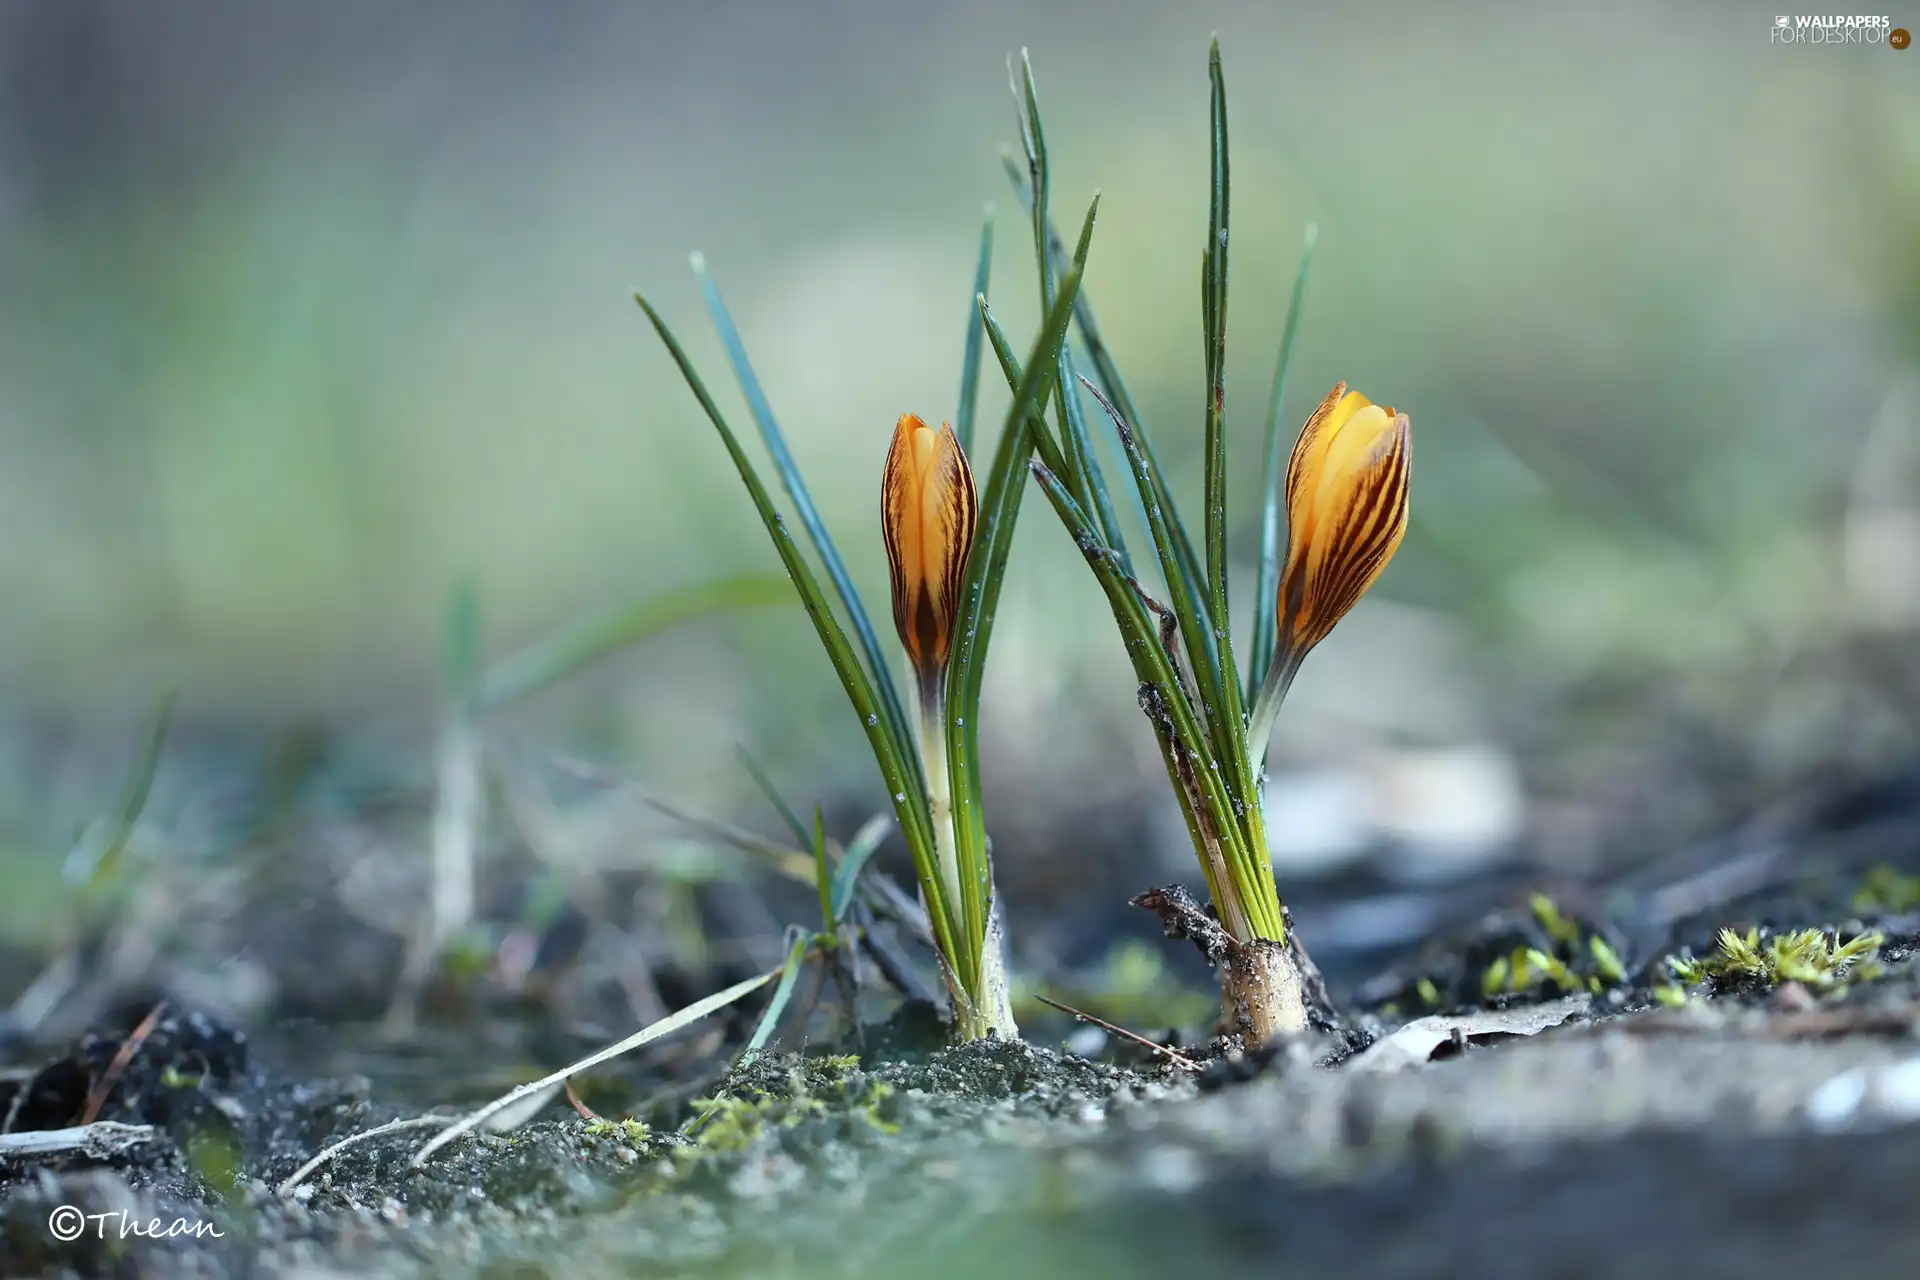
[882,414,978,692]
[1275,383,1411,665]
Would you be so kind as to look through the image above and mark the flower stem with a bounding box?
[1246,644,1304,764]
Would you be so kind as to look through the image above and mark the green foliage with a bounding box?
[478,575,790,710]
[999,43,1322,947]
[1853,865,1920,915]
[66,691,176,906]
[1667,926,1884,990]
[635,191,1092,1035]
[686,1056,895,1155]
[1388,895,1632,1012]
[582,1117,653,1145]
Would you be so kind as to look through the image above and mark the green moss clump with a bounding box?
[582,1118,652,1144]
[1383,894,1635,1015]
[1853,865,1920,916]
[1667,926,1884,991]
[684,1054,895,1158]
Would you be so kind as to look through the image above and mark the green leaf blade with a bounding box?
[633,291,955,967]
[479,575,791,711]
[1247,223,1318,699]
[690,257,920,794]
[944,194,1100,966]
[955,207,994,453]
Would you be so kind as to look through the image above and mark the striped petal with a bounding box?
[882,414,979,691]
[1275,387,1411,663]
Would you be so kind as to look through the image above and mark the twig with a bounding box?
[275,1116,448,1195]
[1034,994,1199,1070]
[79,1000,166,1126]
[0,1121,158,1164]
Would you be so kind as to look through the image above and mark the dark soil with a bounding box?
[3,886,1918,1279]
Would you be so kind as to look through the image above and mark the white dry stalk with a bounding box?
[408,965,781,1167]
[276,1116,449,1195]
[0,1122,157,1164]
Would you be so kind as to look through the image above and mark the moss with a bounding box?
[1388,895,1634,1014]
[683,1053,895,1157]
[1667,926,1884,992]
[1530,894,1583,948]
[1853,865,1920,916]
[1521,948,1584,995]
[582,1118,652,1144]
[1650,984,1690,1008]
[1588,936,1628,985]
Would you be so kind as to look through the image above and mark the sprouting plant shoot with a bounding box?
[633,195,1098,1040]
[999,42,1413,1049]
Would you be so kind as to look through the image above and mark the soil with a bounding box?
[2,882,1918,1279]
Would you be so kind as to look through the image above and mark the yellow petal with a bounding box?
[882,414,978,691]
[1275,387,1411,663]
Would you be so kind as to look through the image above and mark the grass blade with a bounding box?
[411,962,788,1166]
[633,290,954,968]
[809,808,833,935]
[735,744,811,852]
[691,256,920,793]
[1202,37,1232,666]
[955,207,994,453]
[1077,378,1217,713]
[1010,53,1129,569]
[1194,39,1261,854]
[70,691,176,901]
[1028,459,1279,936]
[442,578,482,712]
[945,193,1100,971]
[1247,223,1318,699]
[999,150,1216,683]
[479,575,790,710]
[978,301,1069,479]
[829,813,892,925]
[740,929,815,1066]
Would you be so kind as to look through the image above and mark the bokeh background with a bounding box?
[2,0,1918,1019]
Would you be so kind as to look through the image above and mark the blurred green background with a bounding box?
[2,0,1917,905]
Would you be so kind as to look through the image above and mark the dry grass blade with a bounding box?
[79,1000,166,1126]
[410,964,785,1167]
[276,1116,449,1195]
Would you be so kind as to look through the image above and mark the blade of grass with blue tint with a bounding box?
[738,928,812,1066]
[1078,375,1223,740]
[1247,224,1317,700]
[944,193,1100,968]
[998,150,1215,683]
[1029,457,1283,941]
[955,207,994,454]
[979,300,1071,481]
[479,574,790,711]
[829,813,892,926]
[1025,460,1278,925]
[1010,54,1131,573]
[691,257,920,794]
[633,290,956,971]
